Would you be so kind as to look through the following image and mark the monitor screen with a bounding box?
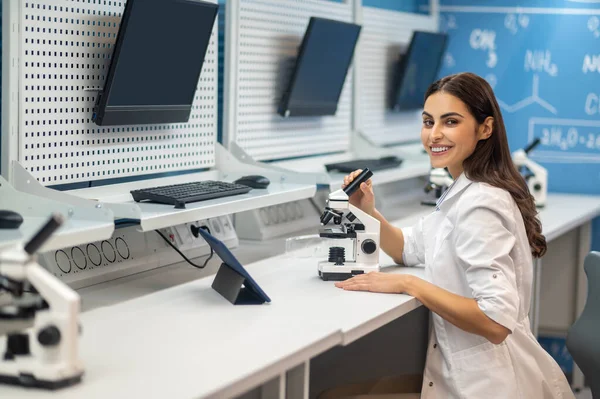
[93,0,218,126]
[392,31,448,111]
[278,17,361,118]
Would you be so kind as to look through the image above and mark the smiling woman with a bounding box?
[338,72,573,398]
[424,72,546,258]
[421,99,493,179]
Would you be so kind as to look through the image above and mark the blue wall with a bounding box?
[441,0,600,7]
[437,0,600,249]
[362,0,429,14]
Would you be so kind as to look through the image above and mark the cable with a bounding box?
[155,226,214,270]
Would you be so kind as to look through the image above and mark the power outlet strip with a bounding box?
[234,199,320,240]
[39,215,238,289]
[157,216,237,252]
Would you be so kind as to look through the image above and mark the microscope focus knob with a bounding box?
[361,239,377,255]
[534,183,542,191]
[38,326,61,347]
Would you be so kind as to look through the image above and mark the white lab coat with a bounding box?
[402,173,574,399]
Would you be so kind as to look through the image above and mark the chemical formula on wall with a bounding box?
[439,3,600,193]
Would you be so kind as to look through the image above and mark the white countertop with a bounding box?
[0,253,423,399]
[385,192,600,243]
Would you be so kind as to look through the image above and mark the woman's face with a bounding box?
[421,92,493,179]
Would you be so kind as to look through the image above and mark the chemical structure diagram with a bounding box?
[485,73,498,89]
[440,14,458,32]
[444,53,456,68]
[497,74,557,114]
[505,13,530,35]
[469,29,498,68]
[589,16,600,38]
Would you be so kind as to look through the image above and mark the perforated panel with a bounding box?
[358,7,437,146]
[19,0,217,186]
[230,0,353,161]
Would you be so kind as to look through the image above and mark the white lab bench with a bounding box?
[0,256,424,399]
[270,142,431,192]
[1,193,599,398]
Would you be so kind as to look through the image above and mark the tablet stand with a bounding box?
[212,263,268,305]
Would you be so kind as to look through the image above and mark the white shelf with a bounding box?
[10,145,318,235]
[272,144,431,191]
[133,182,317,232]
[0,217,114,253]
[64,169,316,232]
[0,177,114,252]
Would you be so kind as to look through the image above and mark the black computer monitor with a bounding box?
[92,0,218,126]
[392,31,448,111]
[278,17,361,118]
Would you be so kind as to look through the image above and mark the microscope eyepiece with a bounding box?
[524,137,541,154]
[24,213,65,255]
[343,168,373,197]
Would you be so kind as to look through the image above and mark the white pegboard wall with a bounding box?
[228,0,354,161]
[18,0,218,186]
[357,7,437,146]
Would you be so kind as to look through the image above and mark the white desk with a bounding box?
[1,255,424,399]
[1,193,599,398]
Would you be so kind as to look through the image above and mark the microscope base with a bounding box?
[420,198,437,207]
[0,372,83,390]
[420,190,441,207]
[318,263,380,281]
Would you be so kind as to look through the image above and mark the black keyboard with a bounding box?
[325,156,403,173]
[130,181,253,209]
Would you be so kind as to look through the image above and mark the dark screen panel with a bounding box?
[278,17,361,117]
[94,0,217,125]
[394,31,448,110]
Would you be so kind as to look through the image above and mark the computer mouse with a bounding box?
[233,175,270,189]
[0,210,24,229]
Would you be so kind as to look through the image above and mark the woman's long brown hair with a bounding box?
[425,72,547,258]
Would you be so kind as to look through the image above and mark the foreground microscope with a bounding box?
[0,214,84,389]
[512,137,547,208]
[421,167,454,206]
[318,169,381,281]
